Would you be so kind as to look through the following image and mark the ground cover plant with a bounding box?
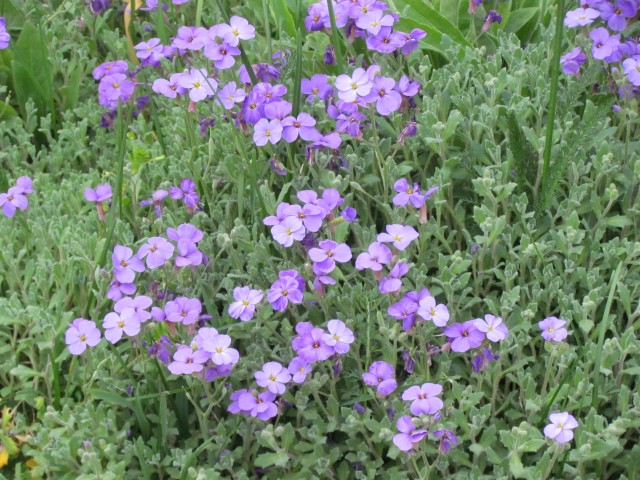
[0,0,639,478]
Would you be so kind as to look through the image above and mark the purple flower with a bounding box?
[238,390,278,420]
[444,321,485,352]
[400,28,427,55]
[356,10,394,35]
[309,240,352,273]
[544,412,578,444]
[171,26,208,50]
[228,286,263,321]
[432,429,459,454]
[342,206,357,222]
[98,73,134,108]
[598,0,636,31]
[622,57,640,86]
[392,416,428,452]
[297,327,334,362]
[152,73,188,98]
[255,361,291,394]
[14,176,34,195]
[389,297,419,332]
[367,27,406,53]
[201,334,240,365]
[0,187,28,218]
[0,17,10,49]
[217,81,246,109]
[305,3,326,31]
[265,100,292,121]
[365,76,402,115]
[65,319,101,355]
[282,203,325,232]
[301,74,334,103]
[84,184,113,202]
[268,276,304,311]
[379,262,409,295]
[590,27,620,60]
[134,37,163,62]
[377,224,420,250]
[139,189,168,218]
[402,383,443,415]
[114,295,153,322]
[474,314,508,342]
[282,113,317,142]
[538,316,568,341]
[280,269,306,292]
[355,242,392,271]
[137,237,175,269]
[362,361,397,396]
[219,16,256,46]
[271,216,306,247]
[167,346,210,375]
[560,47,587,75]
[92,60,128,80]
[164,297,202,325]
[253,118,283,146]
[204,42,240,69]
[103,308,141,344]
[322,319,354,354]
[393,179,425,207]
[288,357,311,384]
[112,245,145,283]
[228,388,255,414]
[564,7,600,28]
[169,178,199,210]
[107,280,136,301]
[177,68,217,102]
[417,296,450,327]
[471,346,500,373]
[482,10,502,32]
[335,68,372,102]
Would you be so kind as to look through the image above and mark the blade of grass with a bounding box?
[291,0,303,117]
[540,0,564,195]
[325,0,345,72]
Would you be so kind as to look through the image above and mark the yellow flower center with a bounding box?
[80,334,87,342]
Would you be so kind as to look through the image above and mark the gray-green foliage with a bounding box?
[1,3,639,480]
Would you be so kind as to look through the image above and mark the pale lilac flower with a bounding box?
[134,38,163,61]
[393,179,425,207]
[192,327,219,350]
[590,27,620,60]
[202,334,240,365]
[474,314,508,342]
[544,412,578,444]
[114,295,153,322]
[255,361,291,394]
[444,321,485,352]
[288,357,311,383]
[402,383,443,415]
[112,245,145,283]
[322,319,354,354]
[377,224,420,250]
[152,73,188,98]
[564,7,600,27]
[137,237,175,269]
[164,297,202,325]
[433,429,459,454]
[177,68,218,102]
[335,68,373,102]
[0,17,8,50]
[15,176,34,194]
[417,296,450,327]
[309,240,352,272]
[362,361,397,396]
[355,242,392,271]
[238,390,278,420]
[217,81,246,109]
[598,0,635,31]
[389,297,419,332]
[84,184,112,202]
[65,319,101,355]
[228,388,255,414]
[204,41,240,69]
[297,327,334,362]
[365,76,402,115]
[538,316,568,341]
[282,203,325,232]
[282,113,317,142]
[220,16,256,46]
[356,10,394,35]
[622,57,640,86]
[0,187,28,217]
[560,47,587,75]
[107,280,136,301]
[267,276,304,311]
[253,118,283,146]
[379,262,409,294]
[367,27,406,53]
[228,286,263,321]
[171,26,208,50]
[168,346,210,375]
[170,178,199,210]
[301,74,334,103]
[271,216,305,247]
[103,308,141,344]
[139,189,168,218]
[98,73,134,108]
[92,60,128,80]
[400,28,427,55]
[393,416,429,452]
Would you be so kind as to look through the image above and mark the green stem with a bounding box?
[325,0,345,71]
[195,0,204,26]
[262,0,273,59]
[540,0,564,194]
[292,0,304,116]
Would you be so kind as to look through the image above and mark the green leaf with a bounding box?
[254,452,289,468]
[9,365,43,379]
[271,0,296,39]
[504,8,539,35]
[86,388,133,409]
[605,215,633,228]
[0,100,17,121]
[396,0,471,47]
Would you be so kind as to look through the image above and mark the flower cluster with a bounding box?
[304,0,426,56]
[561,1,640,90]
[0,176,34,218]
